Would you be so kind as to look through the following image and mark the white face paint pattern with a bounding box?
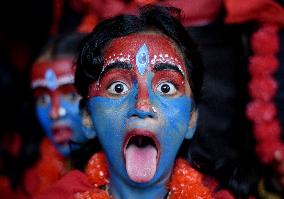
[31,69,74,89]
[104,53,131,67]
[96,53,132,86]
[150,54,185,76]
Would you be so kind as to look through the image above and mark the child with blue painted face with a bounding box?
[28,32,98,196]
[31,33,93,157]
[35,6,238,199]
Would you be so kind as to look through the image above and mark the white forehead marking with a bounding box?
[31,70,74,89]
[150,54,185,76]
[97,53,131,85]
[136,44,149,75]
[104,54,131,67]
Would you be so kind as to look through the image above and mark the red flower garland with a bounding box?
[74,152,234,199]
[246,24,284,164]
[24,138,68,196]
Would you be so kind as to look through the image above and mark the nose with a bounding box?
[49,95,66,120]
[130,108,155,119]
[131,79,156,119]
[136,98,151,112]
[135,78,151,112]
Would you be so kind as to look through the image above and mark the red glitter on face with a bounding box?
[89,32,188,99]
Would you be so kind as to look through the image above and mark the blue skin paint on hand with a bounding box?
[36,96,88,157]
[87,75,193,199]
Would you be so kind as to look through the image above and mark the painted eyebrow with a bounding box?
[153,63,184,78]
[100,61,132,78]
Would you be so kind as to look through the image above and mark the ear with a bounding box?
[82,108,96,139]
[185,109,198,139]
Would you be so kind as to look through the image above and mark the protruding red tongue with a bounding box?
[125,144,157,183]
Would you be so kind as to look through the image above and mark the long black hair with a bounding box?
[74,5,256,198]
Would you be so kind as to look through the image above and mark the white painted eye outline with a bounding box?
[36,94,51,106]
[107,81,130,95]
[156,81,177,96]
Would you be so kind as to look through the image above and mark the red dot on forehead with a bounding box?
[31,59,75,81]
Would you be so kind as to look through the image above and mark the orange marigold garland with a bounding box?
[246,24,284,164]
[75,152,234,199]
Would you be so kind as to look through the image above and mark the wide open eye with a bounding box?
[107,81,129,95]
[36,94,51,106]
[156,82,177,96]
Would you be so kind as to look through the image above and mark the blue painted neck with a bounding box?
[108,163,170,199]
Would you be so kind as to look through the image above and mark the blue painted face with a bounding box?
[31,60,89,156]
[87,33,196,189]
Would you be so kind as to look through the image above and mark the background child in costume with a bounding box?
[24,31,94,197]
[0,32,90,199]
[0,1,97,197]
